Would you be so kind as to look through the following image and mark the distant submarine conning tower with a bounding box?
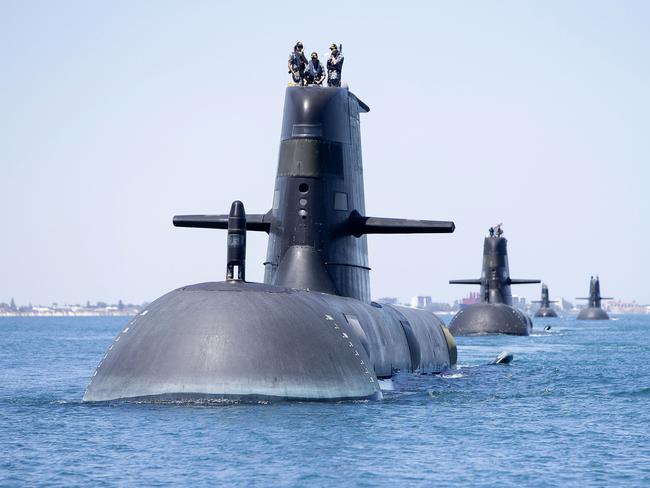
[83,85,458,403]
[576,275,612,320]
[447,224,540,335]
[533,283,559,318]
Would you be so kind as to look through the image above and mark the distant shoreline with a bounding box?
[0,311,139,317]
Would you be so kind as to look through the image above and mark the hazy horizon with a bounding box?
[2,1,649,305]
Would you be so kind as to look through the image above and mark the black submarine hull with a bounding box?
[85,85,458,402]
[534,307,558,318]
[84,281,456,402]
[577,307,610,320]
[448,303,532,336]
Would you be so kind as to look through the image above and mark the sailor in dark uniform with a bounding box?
[304,52,325,85]
[327,43,344,87]
[288,41,308,85]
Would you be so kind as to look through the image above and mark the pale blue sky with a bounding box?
[1,1,649,305]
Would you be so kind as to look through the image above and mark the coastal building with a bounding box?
[605,300,649,314]
[410,296,433,309]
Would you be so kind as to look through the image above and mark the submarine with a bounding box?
[533,283,558,318]
[448,224,540,335]
[576,275,612,320]
[84,86,458,402]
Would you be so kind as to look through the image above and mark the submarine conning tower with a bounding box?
[264,86,371,300]
[449,225,540,305]
[481,232,514,305]
[579,275,609,308]
[262,86,454,301]
[540,283,551,307]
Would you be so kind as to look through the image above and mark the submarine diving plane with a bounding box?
[576,276,612,320]
[84,86,458,402]
[448,224,540,335]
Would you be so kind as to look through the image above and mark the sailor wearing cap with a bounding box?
[288,41,308,85]
[327,43,344,87]
[304,52,325,85]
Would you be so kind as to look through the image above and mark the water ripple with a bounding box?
[1,315,649,486]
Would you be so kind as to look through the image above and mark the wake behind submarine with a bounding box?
[533,283,559,318]
[448,225,540,336]
[84,86,458,402]
[576,275,612,320]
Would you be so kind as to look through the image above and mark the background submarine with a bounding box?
[576,276,612,320]
[533,283,559,318]
[447,225,540,335]
[84,86,458,402]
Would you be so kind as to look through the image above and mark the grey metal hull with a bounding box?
[577,307,609,320]
[534,307,558,318]
[85,86,458,403]
[448,303,532,336]
[84,282,455,402]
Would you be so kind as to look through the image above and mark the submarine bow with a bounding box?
[85,87,456,402]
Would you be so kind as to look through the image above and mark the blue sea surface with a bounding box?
[1,315,649,487]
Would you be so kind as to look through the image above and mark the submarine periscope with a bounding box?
[84,86,457,402]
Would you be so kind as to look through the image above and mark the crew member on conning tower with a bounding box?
[288,41,308,85]
[327,43,344,87]
[304,52,325,85]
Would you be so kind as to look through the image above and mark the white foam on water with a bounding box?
[441,373,464,379]
[378,378,395,391]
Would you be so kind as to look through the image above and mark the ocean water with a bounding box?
[1,315,649,487]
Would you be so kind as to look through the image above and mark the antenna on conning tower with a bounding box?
[226,201,246,281]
